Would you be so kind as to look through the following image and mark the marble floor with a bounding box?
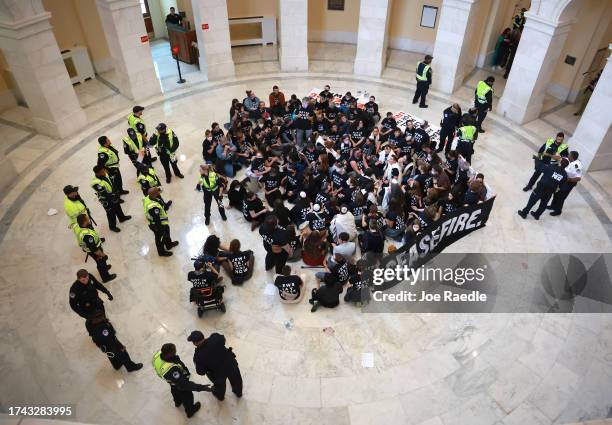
[0,51,611,425]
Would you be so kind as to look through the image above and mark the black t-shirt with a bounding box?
[361,230,384,253]
[274,275,302,300]
[538,165,567,191]
[316,282,343,307]
[387,211,405,230]
[187,270,216,288]
[325,106,339,121]
[243,197,265,221]
[259,225,289,251]
[413,128,430,148]
[351,128,365,141]
[364,101,378,116]
[261,173,281,191]
[381,117,396,131]
[202,139,217,162]
[291,201,311,225]
[284,172,301,190]
[228,251,251,278]
[330,260,350,283]
[294,106,314,130]
[331,170,346,188]
[303,148,318,163]
[307,211,327,230]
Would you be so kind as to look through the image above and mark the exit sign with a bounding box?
[201,23,209,30]
[140,35,149,43]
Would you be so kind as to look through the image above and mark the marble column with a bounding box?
[95,0,161,100]
[431,0,481,94]
[497,14,572,124]
[569,47,612,171]
[0,0,87,138]
[278,0,308,72]
[191,0,235,80]
[353,0,392,77]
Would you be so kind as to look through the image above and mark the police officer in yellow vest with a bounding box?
[97,135,129,196]
[152,343,213,418]
[475,76,494,133]
[523,132,569,191]
[92,165,131,232]
[149,123,184,183]
[412,55,433,108]
[122,127,150,171]
[74,214,115,282]
[513,8,527,31]
[144,187,178,256]
[64,185,97,229]
[137,163,172,210]
[455,115,479,164]
[128,105,157,162]
[196,164,227,225]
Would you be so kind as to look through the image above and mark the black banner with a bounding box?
[373,196,496,291]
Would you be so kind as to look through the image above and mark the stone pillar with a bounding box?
[191,0,235,80]
[0,0,87,138]
[353,0,392,77]
[95,0,161,100]
[278,0,308,71]
[569,47,612,171]
[497,14,572,124]
[431,0,480,94]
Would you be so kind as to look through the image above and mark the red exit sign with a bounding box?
[201,23,209,30]
[140,35,149,43]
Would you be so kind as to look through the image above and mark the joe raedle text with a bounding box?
[373,289,487,303]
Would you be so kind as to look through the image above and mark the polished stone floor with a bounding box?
[0,46,611,425]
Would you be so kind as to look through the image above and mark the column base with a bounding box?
[32,107,87,139]
[353,58,384,77]
[280,54,308,72]
[497,95,543,125]
[202,61,236,81]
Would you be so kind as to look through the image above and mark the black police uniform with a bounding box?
[193,333,243,400]
[475,84,493,132]
[69,275,112,319]
[259,223,290,274]
[149,130,184,183]
[519,163,567,219]
[160,355,211,416]
[147,201,178,256]
[80,229,113,281]
[92,174,130,231]
[524,141,569,190]
[97,145,126,194]
[197,173,227,224]
[439,106,461,153]
[85,318,141,371]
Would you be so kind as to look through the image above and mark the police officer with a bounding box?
[137,163,172,210]
[413,55,433,108]
[475,76,494,133]
[91,165,131,232]
[97,136,128,195]
[455,115,478,164]
[128,105,146,133]
[518,158,568,220]
[513,8,527,31]
[188,330,243,401]
[122,127,147,171]
[74,214,115,282]
[549,150,582,216]
[149,123,184,183]
[143,187,179,257]
[69,269,113,319]
[63,185,96,229]
[196,164,227,225]
[152,343,213,418]
[86,310,143,372]
[523,132,568,191]
[438,103,461,154]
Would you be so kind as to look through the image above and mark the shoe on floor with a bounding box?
[419,104,428,108]
[221,214,227,221]
[176,174,184,179]
[517,210,527,219]
[168,241,179,248]
[522,186,531,192]
[205,217,210,225]
[311,301,319,312]
[530,212,540,220]
[120,190,129,195]
[166,200,173,210]
[110,227,121,232]
[159,251,173,257]
[186,402,201,418]
[127,363,143,372]
[550,211,561,216]
[166,179,171,184]
[103,274,117,283]
[478,128,485,133]
[119,215,132,222]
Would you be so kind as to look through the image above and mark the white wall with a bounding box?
[148,0,167,39]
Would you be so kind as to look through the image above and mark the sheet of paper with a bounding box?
[361,352,374,368]
[264,283,277,296]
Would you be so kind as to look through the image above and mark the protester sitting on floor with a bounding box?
[274,265,305,304]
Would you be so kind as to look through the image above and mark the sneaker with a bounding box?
[110,227,121,232]
[103,274,117,283]
[119,215,132,222]
[168,241,179,248]
[530,212,540,220]
[127,363,143,372]
[517,210,527,219]
[159,251,173,257]
[522,186,531,192]
[186,402,201,418]
[310,301,319,312]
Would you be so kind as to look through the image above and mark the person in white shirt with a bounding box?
[330,206,357,241]
[549,150,582,216]
[383,154,402,182]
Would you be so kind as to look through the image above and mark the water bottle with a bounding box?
[284,318,294,330]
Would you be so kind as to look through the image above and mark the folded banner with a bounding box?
[373,196,496,292]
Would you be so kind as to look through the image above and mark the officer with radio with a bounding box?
[549,150,582,216]
[73,214,115,282]
[91,165,131,232]
[523,132,568,191]
[63,185,96,229]
[196,164,227,225]
[413,55,433,108]
[86,310,143,372]
[149,123,184,183]
[518,158,568,220]
[152,343,213,418]
[136,163,172,210]
[97,136,128,195]
[474,76,494,133]
[122,127,149,171]
[143,187,178,257]
[69,269,112,319]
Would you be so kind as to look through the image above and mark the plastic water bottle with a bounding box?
[284,318,294,330]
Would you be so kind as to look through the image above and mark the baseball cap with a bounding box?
[133,105,144,113]
[63,185,78,195]
[425,55,433,60]
[156,123,167,132]
[187,330,204,342]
